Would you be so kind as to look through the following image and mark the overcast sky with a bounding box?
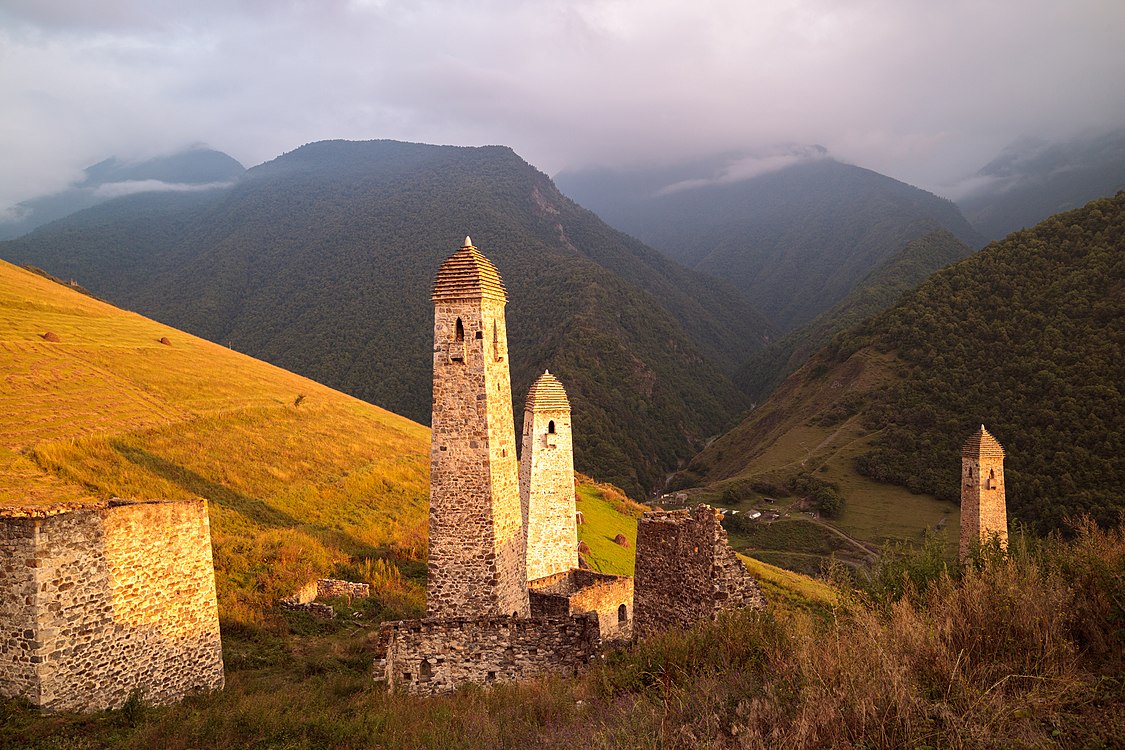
[2,0,1124,212]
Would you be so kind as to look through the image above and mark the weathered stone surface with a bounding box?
[529,569,634,642]
[960,424,1008,563]
[632,504,765,638]
[428,239,529,619]
[520,370,578,581]
[374,614,599,696]
[0,499,224,712]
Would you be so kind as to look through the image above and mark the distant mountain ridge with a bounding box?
[0,147,244,240]
[0,139,772,498]
[556,155,984,332]
[956,128,1125,241]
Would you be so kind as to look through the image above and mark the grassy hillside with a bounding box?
[682,194,1125,555]
[5,521,1120,749]
[0,259,431,624]
[557,156,982,332]
[1,139,772,498]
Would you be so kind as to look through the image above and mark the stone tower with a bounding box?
[960,424,1008,563]
[520,370,578,581]
[428,237,529,618]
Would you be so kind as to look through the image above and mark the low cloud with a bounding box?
[92,180,235,199]
[656,146,829,196]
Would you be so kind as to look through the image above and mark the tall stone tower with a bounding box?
[428,237,529,618]
[520,370,578,582]
[960,424,1008,563]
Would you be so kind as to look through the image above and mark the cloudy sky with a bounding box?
[1,0,1123,212]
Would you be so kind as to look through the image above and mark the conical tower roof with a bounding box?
[432,236,507,303]
[962,424,1005,458]
[525,370,570,411]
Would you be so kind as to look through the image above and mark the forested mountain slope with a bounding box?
[686,194,1125,533]
[957,129,1125,241]
[556,156,983,331]
[0,140,771,497]
[737,229,973,402]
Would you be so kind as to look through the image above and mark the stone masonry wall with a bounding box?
[520,401,577,582]
[0,499,224,712]
[529,569,634,642]
[429,296,528,619]
[960,455,1008,562]
[0,519,39,703]
[374,614,600,696]
[316,579,370,600]
[632,505,765,638]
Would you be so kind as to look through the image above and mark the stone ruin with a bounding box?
[374,238,764,695]
[280,578,372,618]
[0,498,224,712]
[633,505,766,639]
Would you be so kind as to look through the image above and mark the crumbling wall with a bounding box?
[0,499,224,712]
[529,569,634,642]
[316,579,370,600]
[632,505,765,638]
[0,519,39,703]
[374,614,599,696]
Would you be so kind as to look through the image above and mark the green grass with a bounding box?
[575,478,645,576]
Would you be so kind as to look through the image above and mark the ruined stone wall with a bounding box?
[0,519,39,704]
[429,296,528,619]
[375,614,599,696]
[633,505,765,638]
[316,579,370,600]
[529,569,634,642]
[0,500,224,712]
[520,397,577,582]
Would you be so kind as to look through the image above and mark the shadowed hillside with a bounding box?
[556,155,983,332]
[0,140,773,498]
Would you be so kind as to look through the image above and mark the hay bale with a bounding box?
[575,511,586,525]
[40,332,61,342]
[613,533,630,548]
[577,540,591,555]
[159,336,172,345]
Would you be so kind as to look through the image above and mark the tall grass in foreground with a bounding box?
[3,521,1121,749]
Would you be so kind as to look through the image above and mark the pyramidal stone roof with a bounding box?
[526,370,570,411]
[432,236,508,303]
[962,424,1005,458]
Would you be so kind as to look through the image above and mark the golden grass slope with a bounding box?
[0,260,429,622]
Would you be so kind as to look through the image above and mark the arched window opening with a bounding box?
[548,420,556,434]
[419,659,433,682]
[618,604,628,623]
[455,318,464,342]
[987,468,996,490]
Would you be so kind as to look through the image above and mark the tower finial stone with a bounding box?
[463,235,473,248]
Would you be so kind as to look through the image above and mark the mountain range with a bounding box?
[555,153,984,332]
[0,140,771,498]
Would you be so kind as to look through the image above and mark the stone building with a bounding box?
[528,569,634,643]
[632,505,766,638]
[0,499,224,712]
[960,424,1008,563]
[520,370,578,582]
[427,237,528,619]
[374,613,600,697]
